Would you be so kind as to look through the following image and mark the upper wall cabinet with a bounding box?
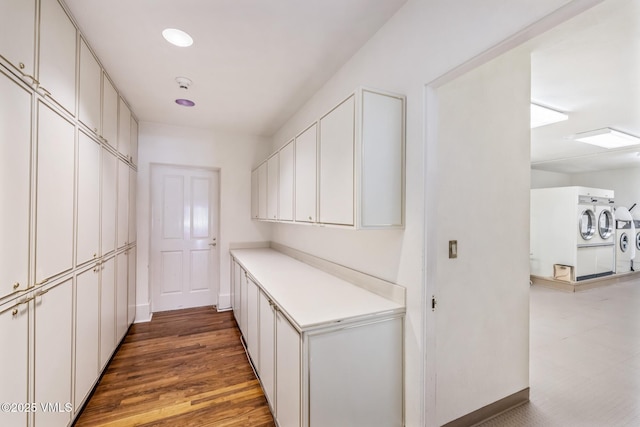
[257,161,267,220]
[0,0,37,79]
[102,74,118,149]
[118,97,131,159]
[39,0,77,115]
[278,140,294,221]
[130,116,139,165]
[79,38,102,135]
[267,154,279,221]
[251,169,259,220]
[253,87,405,229]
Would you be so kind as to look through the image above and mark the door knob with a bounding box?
[209,242,217,247]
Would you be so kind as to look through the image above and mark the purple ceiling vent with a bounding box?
[175,99,195,107]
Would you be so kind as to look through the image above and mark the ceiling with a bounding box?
[63,0,407,136]
[529,0,640,174]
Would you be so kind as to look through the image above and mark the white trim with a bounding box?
[134,302,152,323]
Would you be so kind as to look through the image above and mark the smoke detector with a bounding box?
[176,77,192,90]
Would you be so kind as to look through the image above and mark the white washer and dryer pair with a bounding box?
[614,206,636,274]
[576,194,616,280]
[633,209,640,270]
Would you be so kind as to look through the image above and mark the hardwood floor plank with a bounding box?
[74,307,275,427]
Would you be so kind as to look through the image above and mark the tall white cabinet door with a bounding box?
[267,154,279,220]
[36,102,75,283]
[118,98,131,159]
[278,141,294,221]
[257,162,267,220]
[239,269,248,337]
[116,251,128,341]
[258,291,275,408]
[130,117,139,165]
[101,148,117,255]
[34,279,73,427]
[246,278,259,366]
[128,167,137,244]
[295,123,317,223]
[127,247,136,326]
[0,0,36,78]
[361,91,404,227]
[78,38,101,134]
[0,298,29,427]
[117,159,130,248]
[275,312,301,427]
[232,261,241,324]
[319,95,354,226]
[38,0,76,114]
[77,131,101,265]
[0,73,31,298]
[102,75,118,148]
[99,256,116,370]
[75,266,100,410]
[251,169,259,220]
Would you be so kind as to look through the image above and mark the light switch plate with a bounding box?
[449,240,457,259]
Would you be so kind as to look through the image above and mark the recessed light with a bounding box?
[175,99,195,107]
[574,128,640,149]
[530,103,568,128]
[162,28,193,47]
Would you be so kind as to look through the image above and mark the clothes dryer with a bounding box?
[615,207,635,274]
[576,195,616,280]
[631,209,640,270]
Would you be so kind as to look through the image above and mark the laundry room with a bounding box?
[528,0,640,289]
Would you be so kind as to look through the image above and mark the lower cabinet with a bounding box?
[275,311,301,427]
[34,278,73,427]
[116,251,128,341]
[0,295,29,427]
[75,265,100,411]
[100,256,116,370]
[231,252,404,427]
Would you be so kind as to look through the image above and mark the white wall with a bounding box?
[262,0,597,425]
[571,167,640,210]
[531,168,572,188]
[136,122,271,321]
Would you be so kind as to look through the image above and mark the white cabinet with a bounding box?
[39,0,76,114]
[127,246,137,326]
[75,265,100,410]
[0,72,31,299]
[36,101,75,283]
[130,117,139,165]
[295,123,317,223]
[116,251,128,341]
[117,159,130,248]
[275,311,301,427]
[128,167,137,244]
[102,74,118,148]
[0,0,36,79]
[278,140,294,221]
[79,38,102,135]
[34,278,73,427]
[251,169,259,220]
[77,131,101,265]
[239,268,248,337]
[0,297,29,427]
[232,260,241,324]
[267,154,279,220]
[231,248,405,427]
[257,162,267,220]
[246,277,260,366]
[319,95,355,225]
[100,256,116,370]
[102,147,118,255]
[258,291,275,408]
[118,97,131,159]
[253,88,404,228]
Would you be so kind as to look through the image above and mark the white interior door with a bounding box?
[151,165,219,312]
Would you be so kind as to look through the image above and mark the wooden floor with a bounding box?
[74,307,275,427]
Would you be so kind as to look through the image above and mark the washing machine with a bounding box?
[614,207,636,274]
[631,209,640,270]
[576,195,616,280]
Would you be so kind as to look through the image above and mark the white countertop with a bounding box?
[230,248,405,330]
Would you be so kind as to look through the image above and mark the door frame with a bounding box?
[149,163,221,313]
[421,1,603,424]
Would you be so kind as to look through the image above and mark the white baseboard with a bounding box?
[217,293,231,311]
[135,303,152,323]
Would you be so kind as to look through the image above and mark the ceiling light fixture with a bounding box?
[162,28,193,47]
[530,103,568,128]
[574,128,640,149]
[175,99,195,107]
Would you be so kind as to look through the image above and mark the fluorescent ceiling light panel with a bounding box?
[574,128,640,149]
[162,28,193,47]
[530,103,568,128]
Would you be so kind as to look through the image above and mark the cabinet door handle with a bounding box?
[13,282,20,290]
[37,85,51,98]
